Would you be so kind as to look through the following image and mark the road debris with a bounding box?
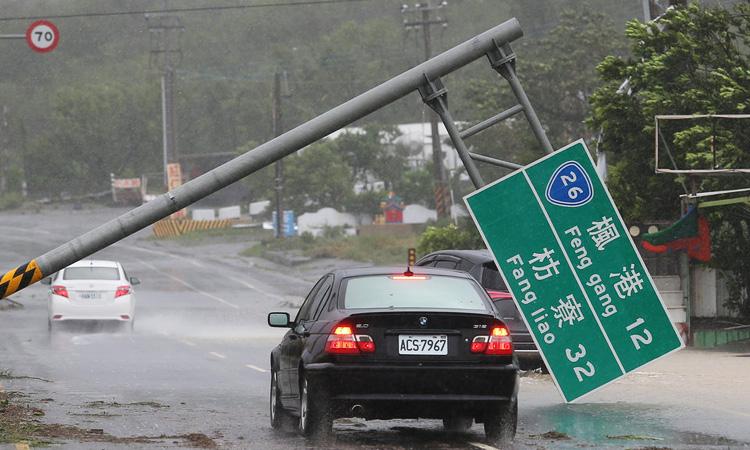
[530,430,571,440]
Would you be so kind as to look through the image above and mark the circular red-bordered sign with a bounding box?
[26,20,59,53]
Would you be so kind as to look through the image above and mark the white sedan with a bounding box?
[45,260,139,330]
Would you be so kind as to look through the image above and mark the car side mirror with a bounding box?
[40,277,52,285]
[130,277,141,285]
[268,312,291,328]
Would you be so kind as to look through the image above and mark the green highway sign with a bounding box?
[465,140,684,403]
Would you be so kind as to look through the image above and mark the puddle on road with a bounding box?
[133,312,283,342]
[522,402,748,448]
[332,419,486,449]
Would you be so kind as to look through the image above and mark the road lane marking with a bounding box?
[118,243,285,300]
[468,442,499,450]
[180,339,197,347]
[221,274,256,290]
[245,364,268,373]
[0,225,54,236]
[134,258,239,309]
[209,352,227,359]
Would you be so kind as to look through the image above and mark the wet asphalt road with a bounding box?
[1,207,749,449]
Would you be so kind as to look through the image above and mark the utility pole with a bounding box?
[272,70,289,239]
[402,1,450,219]
[146,12,183,186]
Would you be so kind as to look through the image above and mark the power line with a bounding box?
[0,0,367,22]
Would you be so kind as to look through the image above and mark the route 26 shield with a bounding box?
[546,161,593,207]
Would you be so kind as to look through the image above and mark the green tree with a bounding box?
[590,3,750,316]
[25,81,161,196]
[417,219,484,256]
[461,3,626,183]
[281,140,354,214]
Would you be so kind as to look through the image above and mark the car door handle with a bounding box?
[288,334,298,340]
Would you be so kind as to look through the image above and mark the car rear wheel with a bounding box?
[443,415,473,432]
[298,374,332,438]
[484,399,517,444]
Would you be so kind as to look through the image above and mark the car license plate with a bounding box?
[398,335,448,355]
[78,291,101,300]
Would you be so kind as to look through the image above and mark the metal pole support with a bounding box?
[419,76,485,189]
[487,40,554,154]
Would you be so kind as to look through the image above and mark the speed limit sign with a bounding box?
[25,20,59,53]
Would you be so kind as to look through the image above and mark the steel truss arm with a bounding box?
[487,41,553,154]
[419,76,485,189]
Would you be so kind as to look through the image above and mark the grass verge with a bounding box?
[242,231,420,266]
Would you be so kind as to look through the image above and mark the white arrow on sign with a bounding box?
[25,20,59,53]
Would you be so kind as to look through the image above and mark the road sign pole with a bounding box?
[0,19,524,299]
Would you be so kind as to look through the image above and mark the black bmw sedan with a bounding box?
[267,266,519,443]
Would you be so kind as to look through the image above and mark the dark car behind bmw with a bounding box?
[267,266,519,443]
[416,249,545,371]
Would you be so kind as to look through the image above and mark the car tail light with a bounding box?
[51,285,69,298]
[486,289,513,300]
[325,324,375,354]
[115,286,131,298]
[471,324,512,355]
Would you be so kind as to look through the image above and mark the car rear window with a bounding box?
[342,275,487,310]
[63,267,120,281]
[493,299,520,319]
[481,263,507,291]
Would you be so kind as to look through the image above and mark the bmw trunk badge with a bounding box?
[418,316,428,327]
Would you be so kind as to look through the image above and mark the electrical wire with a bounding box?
[0,0,367,22]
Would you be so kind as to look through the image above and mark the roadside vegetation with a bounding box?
[0,0,636,203]
[242,218,489,265]
[416,218,485,256]
[590,3,750,317]
[0,193,23,211]
[242,227,420,266]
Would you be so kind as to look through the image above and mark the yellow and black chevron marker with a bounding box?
[152,219,235,238]
[0,260,43,299]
